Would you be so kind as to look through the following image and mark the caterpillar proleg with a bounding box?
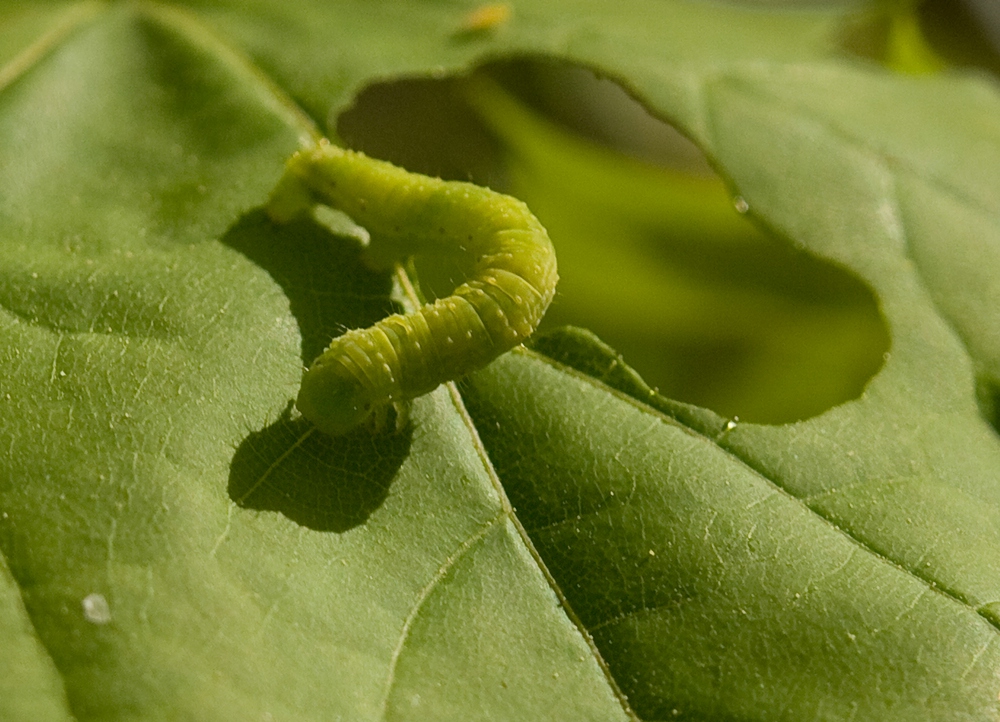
[267,140,558,436]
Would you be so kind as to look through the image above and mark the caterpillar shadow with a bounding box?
[228,406,412,532]
[221,209,411,530]
[221,208,397,366]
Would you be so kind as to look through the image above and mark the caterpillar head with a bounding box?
[296,360,374,436]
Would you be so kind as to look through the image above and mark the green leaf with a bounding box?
[2,1,1000,720]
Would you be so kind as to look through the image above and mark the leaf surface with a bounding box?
[2,1,1000,720]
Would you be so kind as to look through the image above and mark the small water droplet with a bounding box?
[82,593,111,624]
[733,196,749,214]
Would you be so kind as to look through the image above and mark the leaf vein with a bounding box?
[377,512,504,720]
[524,348,1000,635]
[0,1,106,95]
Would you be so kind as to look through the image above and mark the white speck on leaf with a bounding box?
[82,593,111,624]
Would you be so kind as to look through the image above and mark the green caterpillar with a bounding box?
[267,139,558,436]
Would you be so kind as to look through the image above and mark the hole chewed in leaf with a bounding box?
[337,59,889,424]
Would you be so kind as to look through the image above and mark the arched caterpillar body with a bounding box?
[267,140,558,436]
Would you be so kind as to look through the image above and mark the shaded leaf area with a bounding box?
[0,5,628,720]
[220,209,397,379]
[228,409,409,532]
[464,348,1000,720]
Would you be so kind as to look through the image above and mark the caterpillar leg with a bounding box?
[392,400,410,434]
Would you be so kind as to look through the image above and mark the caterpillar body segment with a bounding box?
[267,140,558,436]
